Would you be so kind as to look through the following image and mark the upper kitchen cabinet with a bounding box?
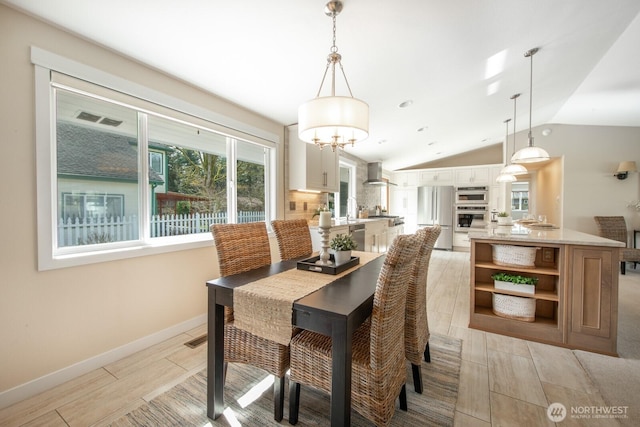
[455,167,490,185]
[419,169,454,186]
[288,125,339,192]
[392,171,418,188]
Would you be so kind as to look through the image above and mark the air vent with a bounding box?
[99,117,123,127]
[184,334,208,349]
[76,111,101,122]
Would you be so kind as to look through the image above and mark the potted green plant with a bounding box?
[330,233,357,265]
[491,272,538,294]
[497,211,512,225]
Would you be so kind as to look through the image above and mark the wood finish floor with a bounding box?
[1,250,638,426]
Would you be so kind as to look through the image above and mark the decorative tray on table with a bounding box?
[297,255,360,275]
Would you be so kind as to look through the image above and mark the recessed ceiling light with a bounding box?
[398,100,413,108]
[417,126,428,132]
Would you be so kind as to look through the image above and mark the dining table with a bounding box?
[206,252,386,426]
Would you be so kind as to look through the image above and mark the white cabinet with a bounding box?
[453,232,470,250]
[455,167,490,185]
[288,125,339,192]
[419,169,454,186]
[387,225,404,249]
[365,220,388,253]
[393,171,418,188]
[390,187,418,233]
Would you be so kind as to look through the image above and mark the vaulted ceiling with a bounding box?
[5,0,640,170]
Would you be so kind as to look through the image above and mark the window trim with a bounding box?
[33,47,279,270]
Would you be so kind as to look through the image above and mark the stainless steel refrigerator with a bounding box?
[417,186,454,250]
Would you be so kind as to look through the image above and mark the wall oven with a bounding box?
[455,205,489,232]
[455,186,489,204]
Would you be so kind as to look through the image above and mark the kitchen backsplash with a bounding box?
[285,151,384,221]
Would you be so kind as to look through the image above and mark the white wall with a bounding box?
[0,4,284,406]
[524,124,640,236]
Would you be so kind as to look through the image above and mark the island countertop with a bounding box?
[468,224,624,247]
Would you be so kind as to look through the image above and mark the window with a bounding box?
[34,48,278,269]
[336,159,357,218]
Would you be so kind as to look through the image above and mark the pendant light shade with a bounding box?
[298,1,369,151]
[500,94,527,176]
[298,96,369,146]
[496,172,517,183]
[512,47,550,164]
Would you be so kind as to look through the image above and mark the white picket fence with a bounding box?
[57,211,265,247]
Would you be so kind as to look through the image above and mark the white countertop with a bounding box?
[308,218,389,229]
[468,224,624,247]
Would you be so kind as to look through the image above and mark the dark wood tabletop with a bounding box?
[206,254,386,426]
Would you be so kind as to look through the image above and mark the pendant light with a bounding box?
[511,47,550,163]
[298,1,369,151]
[499,93,528,176]
[496,118,516,183]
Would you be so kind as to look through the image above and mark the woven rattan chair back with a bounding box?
[288,233,420,426]
[405,225,441,373]
[594,216,628,245]
[271,219,313,261]
[594,216,640,274]
[210,221,289,421]
[369,233,421,373]
[210,222,272,277]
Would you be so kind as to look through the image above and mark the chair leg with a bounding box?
[411,363,423,394]
[288,380,300,425]
[399,384,408,411]
[274,375,285,422]
[223,362,228,385]
[424,342,431,363]
[621,261,626,275]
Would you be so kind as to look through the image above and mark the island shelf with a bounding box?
[469,227,623,356]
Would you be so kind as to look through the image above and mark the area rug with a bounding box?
[109,333,461,426]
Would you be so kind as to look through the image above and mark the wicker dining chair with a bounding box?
[594,216,640,274]
[405,225,441,394]
[271,219,313,261]
[210,222,289,421]
[288,233,420,427]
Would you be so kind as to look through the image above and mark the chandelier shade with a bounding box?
[298,95,369,147]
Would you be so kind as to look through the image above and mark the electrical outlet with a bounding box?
[542,247,554,263]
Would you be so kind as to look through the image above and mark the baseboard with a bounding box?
[0,313,207,410]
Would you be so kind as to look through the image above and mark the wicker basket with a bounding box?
[492,293,536,322]
[492,244,538,267]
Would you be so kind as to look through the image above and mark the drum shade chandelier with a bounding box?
[298,1,369,151]
[511,47,550,163]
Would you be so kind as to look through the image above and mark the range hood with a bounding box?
[364,162,397,186]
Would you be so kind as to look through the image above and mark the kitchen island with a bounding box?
[469,224,624,355]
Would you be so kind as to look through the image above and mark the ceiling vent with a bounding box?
[99,117,123,127]
[76,111,101,122]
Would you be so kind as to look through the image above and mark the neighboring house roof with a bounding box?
[57,122,164,184]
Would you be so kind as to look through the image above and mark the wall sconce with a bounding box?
[614,161,638,180]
